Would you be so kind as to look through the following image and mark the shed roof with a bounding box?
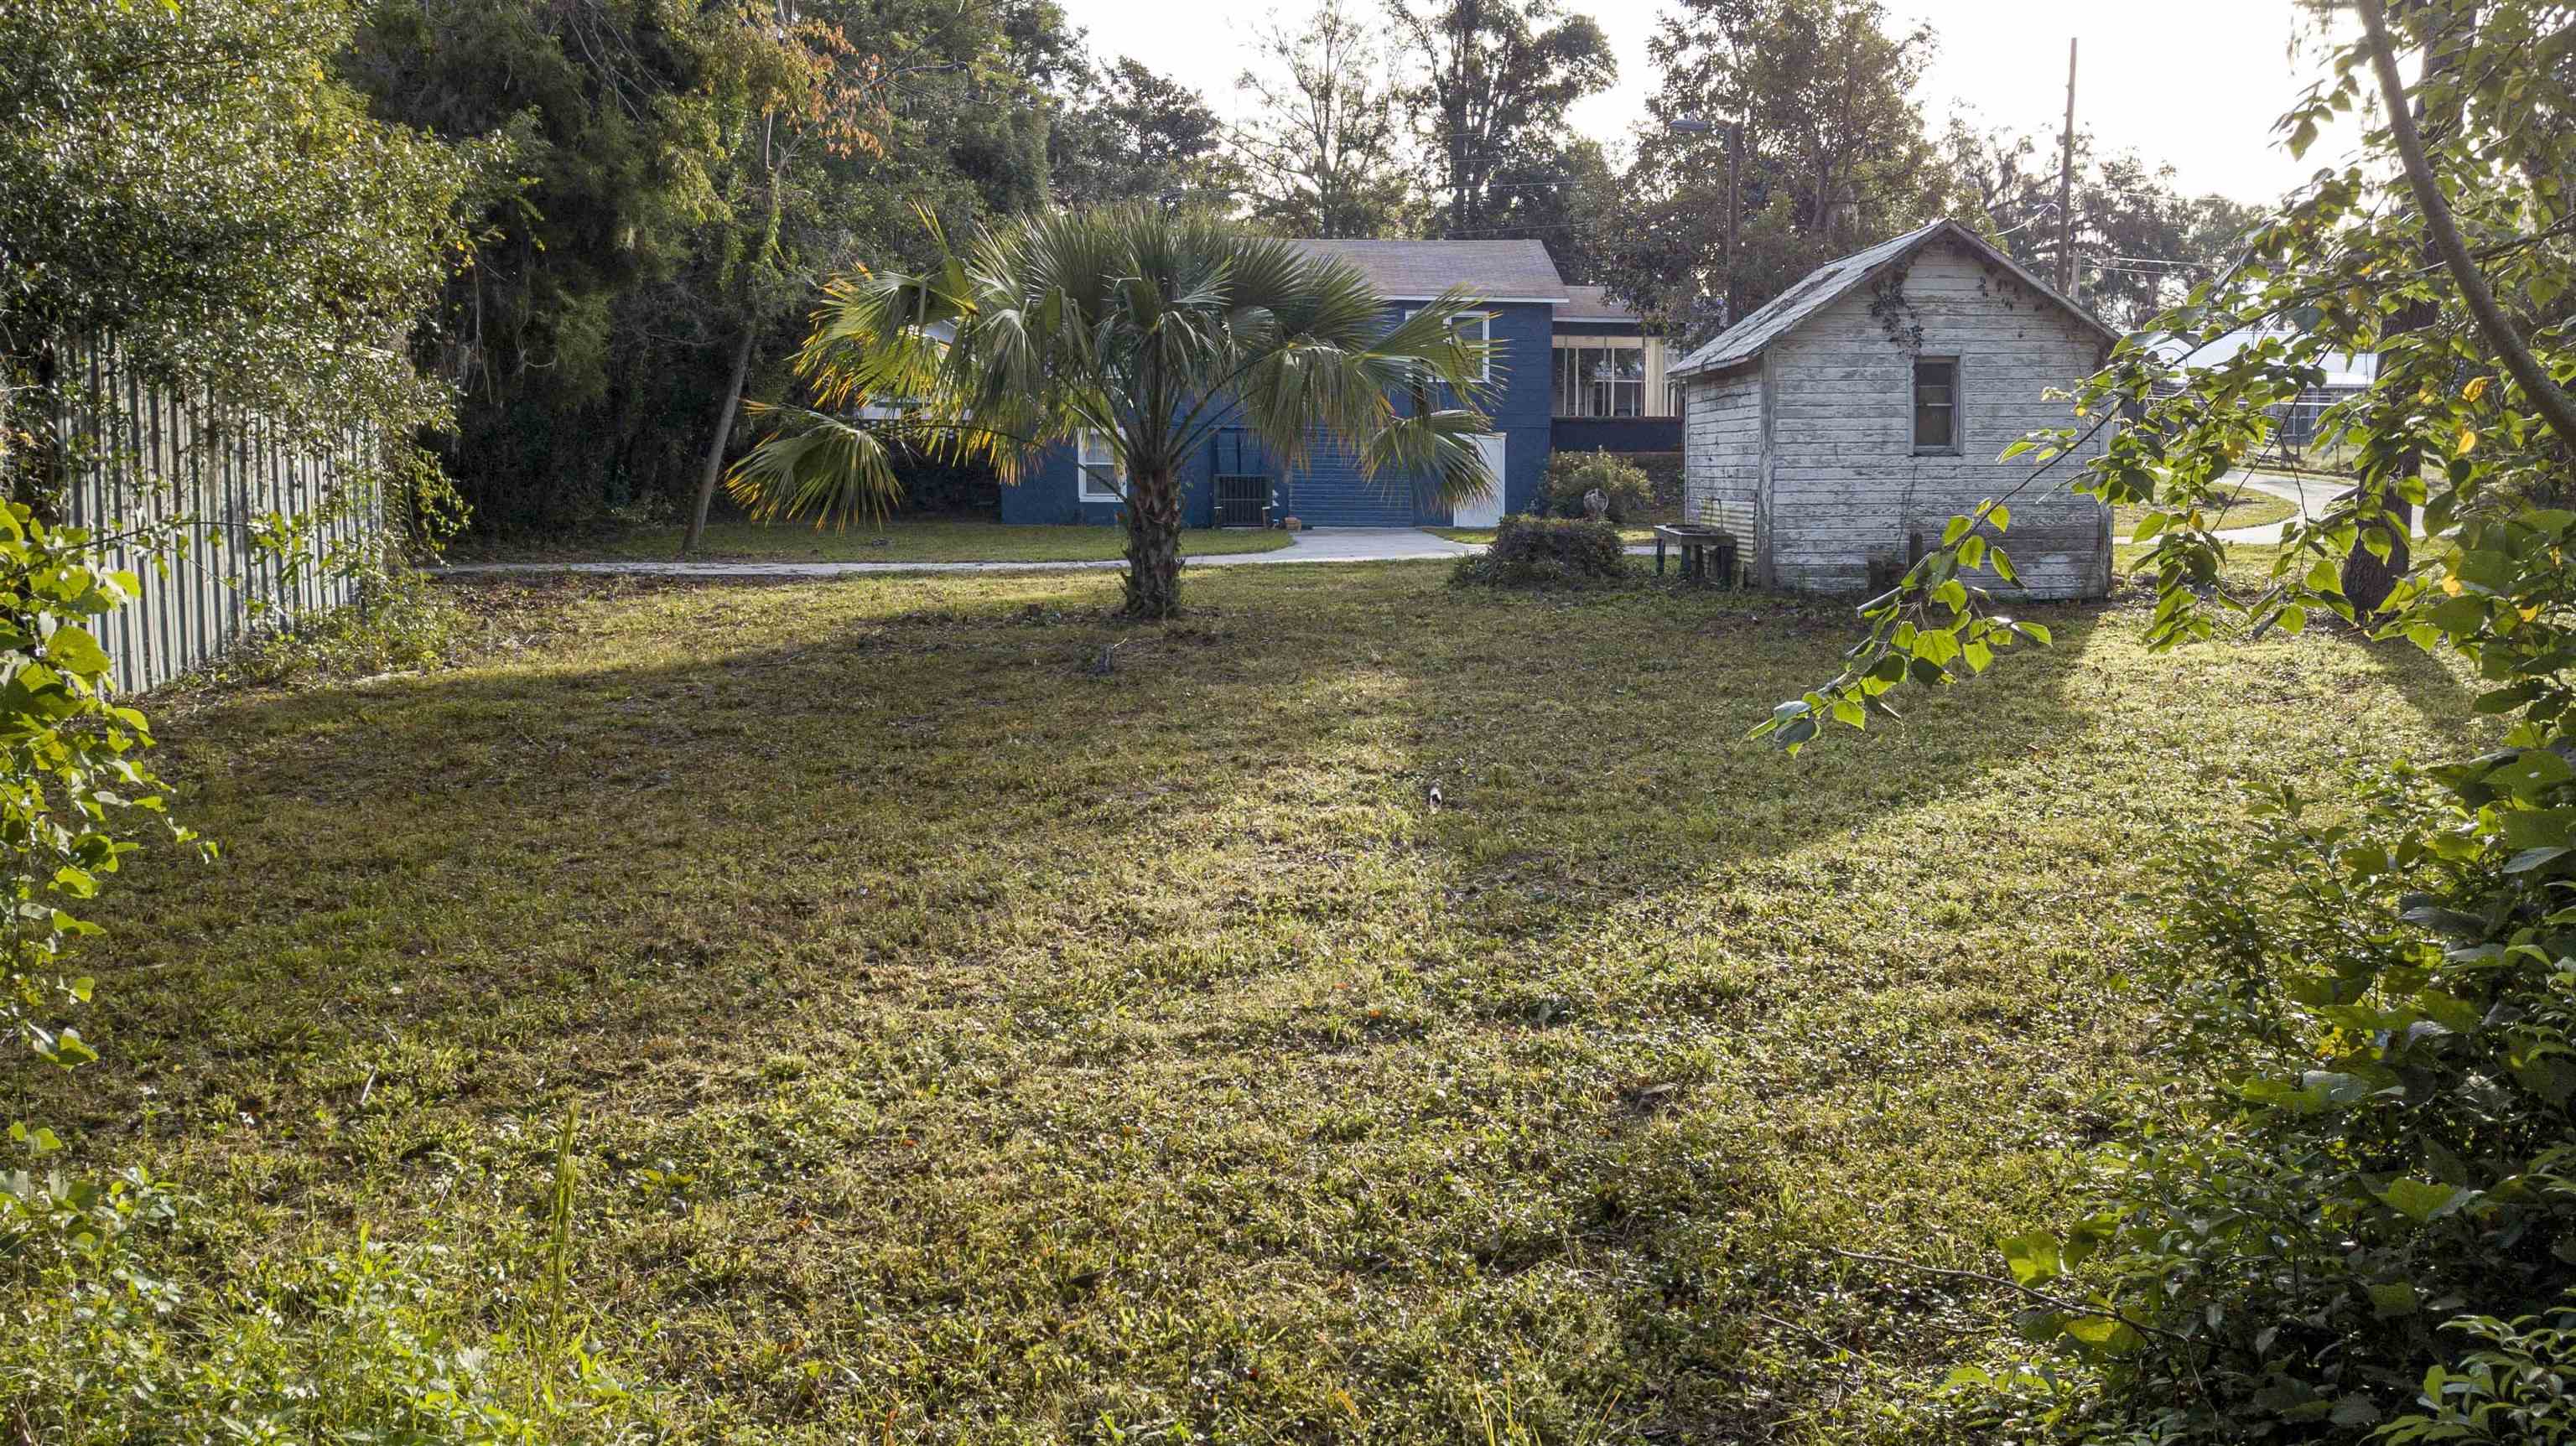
[1555,284,1640,324]
[1284,238,1571,303]
[1669,219,2120,379]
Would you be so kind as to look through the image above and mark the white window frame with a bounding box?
[1406,308,1493,383]
[1911,356,1963,456]
[1077,428,1127,501]
[1552,339,1647,418]
[1456,310,1493,382]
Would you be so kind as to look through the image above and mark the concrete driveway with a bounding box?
[437,526,1483,580]
[2182,470,2423,547]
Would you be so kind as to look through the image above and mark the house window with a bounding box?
[1407,309,1493,382]
[1912,358,1961,454]
[1553,342,1646,417]
[1078,429,1125,500]
[1456,310,1492,381]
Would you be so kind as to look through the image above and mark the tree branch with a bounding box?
[2354,0,2576,454]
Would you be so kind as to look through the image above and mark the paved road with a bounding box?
[437,475,2363,583]
[436,526,1483,579]
[2157,470,2430,547]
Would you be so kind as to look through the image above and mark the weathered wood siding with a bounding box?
[1680,365,1763,558]
[1761,237,2110,598]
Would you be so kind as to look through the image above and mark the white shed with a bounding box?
[1670,220,2120,598]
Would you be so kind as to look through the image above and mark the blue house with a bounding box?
[996,239,1679,530]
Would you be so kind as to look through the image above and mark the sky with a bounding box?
[1065,0,2364,206]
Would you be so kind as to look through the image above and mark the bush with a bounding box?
[1630,451,1683,512]
[1450,514,1628,588]
[200,568,467,689]
[1540,450,1654,522]
[0,1168,661,1444]
[1948,761,2576,1443]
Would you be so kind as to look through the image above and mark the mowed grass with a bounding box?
[2111,489,2299,539]
[452,517,1296,564]
[28,561,2485,1443]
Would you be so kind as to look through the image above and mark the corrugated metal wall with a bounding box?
[51,337,383,693]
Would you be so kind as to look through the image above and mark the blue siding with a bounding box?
[1000,298,1563,527]
[998,443,1215,527]
[1553,417,1682,453]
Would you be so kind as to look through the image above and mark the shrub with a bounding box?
[1947,761,2576,1443]
[1540,450,1654,522]
[0,1167,660,1444]
[1450,514,1628,588]
[1630,451,1683,512]
[200,568,466,689]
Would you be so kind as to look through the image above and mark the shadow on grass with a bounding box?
[2352,625,2485,733]
[24,567,2160,1442]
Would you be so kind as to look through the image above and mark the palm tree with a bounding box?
[727,206,1499,618]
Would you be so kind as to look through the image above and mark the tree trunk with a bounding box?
[681,324,758,557]
[2345,0,2470,614]
[1121,467,1183,619]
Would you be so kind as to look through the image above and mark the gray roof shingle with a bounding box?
[1555,284,1639,323]
[1284,238,1571,303]
[1669,219,2119,378]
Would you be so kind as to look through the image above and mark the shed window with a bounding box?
[1078,429,1125,500]
[1913,358,1960,453]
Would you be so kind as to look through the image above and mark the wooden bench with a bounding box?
[1652,525,1740,588]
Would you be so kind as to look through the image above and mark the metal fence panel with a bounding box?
[51,336,384,693]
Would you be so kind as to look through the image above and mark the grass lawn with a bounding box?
[2111,490,2299,539]
[28,562,2485,1443]
[451,518,1297,564]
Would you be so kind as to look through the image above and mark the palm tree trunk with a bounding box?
[681,324,757,557]
[1122,467,1184,619]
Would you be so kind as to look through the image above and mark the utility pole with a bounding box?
[1726,120,1742,324]
[2056,37,2078,295]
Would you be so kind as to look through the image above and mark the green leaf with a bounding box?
[2060,1314,2143,1355]
[2366,1281,2418,1319]
[2376,1178,2474,1222]
[1999,1231,2061,1285]
[1989,503,2011,531]
[2488,749,2574,798]
[2506,846,2571,873]
[44,624,111,680]
[1942,515,1971,546]
[2454,549,2516,593]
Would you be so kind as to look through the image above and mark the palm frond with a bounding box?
[736,205,1506,531]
